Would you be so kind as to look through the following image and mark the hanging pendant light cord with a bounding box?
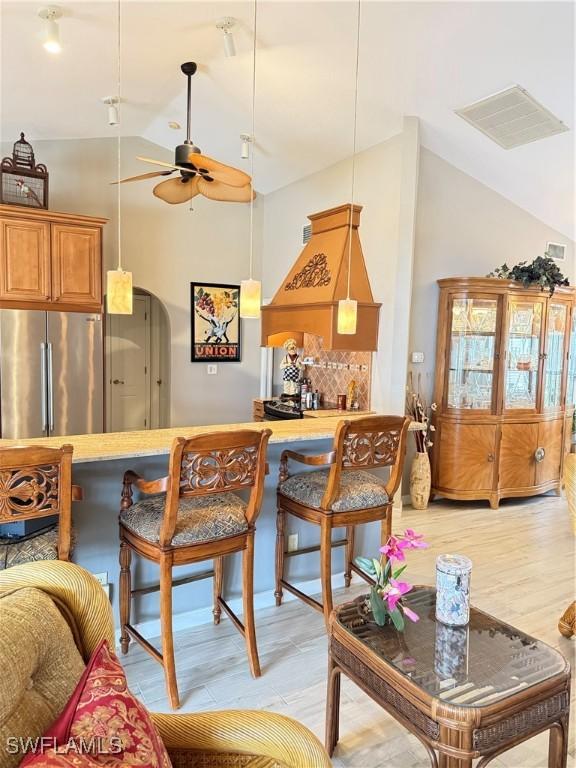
[347,0,361,301]
[248,0,257,280]
[116,0,122,271]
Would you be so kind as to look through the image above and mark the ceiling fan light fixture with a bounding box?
[38,5,63,54]
[216,17,237,58]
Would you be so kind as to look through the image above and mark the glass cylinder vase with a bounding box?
[435,554,472,627]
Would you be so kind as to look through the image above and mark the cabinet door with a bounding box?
[437,423,496,491]
[51,224,101,307]
[504,297,545,412]
[445,295,500,412]
[499,423,537,489]
[566,307,576,407]
[535,419,563,485]
[0,218,50,302]
[542,301,568,410]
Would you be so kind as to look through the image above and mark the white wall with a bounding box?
[409,147,576,403]
[1,136,262,427]
[261,127,419,413]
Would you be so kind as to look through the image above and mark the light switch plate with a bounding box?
[411,351,425,363]
[207,364,218,375]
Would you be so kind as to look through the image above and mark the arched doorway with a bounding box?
[105,288,170,432]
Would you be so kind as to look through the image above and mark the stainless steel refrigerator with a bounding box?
[0,309,104,439]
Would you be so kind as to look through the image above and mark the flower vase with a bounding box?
[410,451,431,510]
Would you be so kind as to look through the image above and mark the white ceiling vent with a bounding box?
[455,85,569,149]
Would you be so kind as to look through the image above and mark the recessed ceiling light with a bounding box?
[38,5,63,54]
[455,85,569,149]
[168,121,181,130]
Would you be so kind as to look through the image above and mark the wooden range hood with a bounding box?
[261,204,381,351]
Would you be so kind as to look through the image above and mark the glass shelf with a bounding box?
[567,312,576,407]
[447,298,498,410]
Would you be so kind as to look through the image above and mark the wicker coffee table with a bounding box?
[326,587,571,767]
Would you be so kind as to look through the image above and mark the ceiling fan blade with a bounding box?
[197,178,255,203]
[111,170,173,185]
[153,176,200,204]
[188,153,251,188]
[137,156,192,173]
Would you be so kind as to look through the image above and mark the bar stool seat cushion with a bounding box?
[279,469,389,512]
[120,492,249,546]
[0,524,68,571]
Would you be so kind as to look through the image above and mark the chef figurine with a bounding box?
[280,338,303,396]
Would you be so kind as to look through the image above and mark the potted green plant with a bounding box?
[487,253,569,295]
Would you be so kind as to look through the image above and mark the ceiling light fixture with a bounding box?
[168,121,181,130]
[240,133,252,160]
[216,17,237,58]
[101,96,120,126]
[107,0,133,315]
[38,5,63,54]
[337,0,361,336]
[239,3,261,319]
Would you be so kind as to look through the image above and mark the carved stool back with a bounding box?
[0,445,75,564]
[119,428,271,709]
[276,416,410,628]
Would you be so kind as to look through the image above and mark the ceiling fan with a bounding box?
[114,62,254,204]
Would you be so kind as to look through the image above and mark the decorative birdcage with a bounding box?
[0,133,49,209]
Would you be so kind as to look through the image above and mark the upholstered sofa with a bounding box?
[0,561,331,768]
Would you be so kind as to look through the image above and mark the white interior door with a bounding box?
[108,294,151,431]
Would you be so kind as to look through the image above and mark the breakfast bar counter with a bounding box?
[1,417,419,629]
[0,415,388,463]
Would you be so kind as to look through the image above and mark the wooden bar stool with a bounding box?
[119,428,271,709]
[0,445,82,569]
[275,416,410,628]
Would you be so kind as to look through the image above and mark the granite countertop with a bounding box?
[0,417,422,464]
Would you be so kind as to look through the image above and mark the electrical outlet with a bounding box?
[207,364,218,375]
[93,571,108,586]
[287,533,299,552]
[411,351,425,363]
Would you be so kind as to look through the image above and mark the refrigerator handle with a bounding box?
[40,343,47,433]
[47,342,54,433]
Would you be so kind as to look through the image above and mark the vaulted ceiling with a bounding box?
[1,1,574,237]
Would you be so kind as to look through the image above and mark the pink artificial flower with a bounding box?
[402,529,429,549]
[379,536,410,561]
[383,578,413,612]
[401,604,420,622]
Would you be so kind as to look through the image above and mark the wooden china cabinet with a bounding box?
[431,277,576,509]
[0,204,105,313]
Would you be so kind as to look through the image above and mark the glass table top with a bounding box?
[336,587,568,708]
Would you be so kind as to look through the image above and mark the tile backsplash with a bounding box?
[301,334,372,409]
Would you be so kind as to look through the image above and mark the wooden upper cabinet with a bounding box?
[0,218,51,302]
[0,205,106,312]
[51,224,101,306]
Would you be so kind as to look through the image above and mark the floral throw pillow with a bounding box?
[21,639,171,767]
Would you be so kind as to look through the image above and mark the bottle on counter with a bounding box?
[300,378,308,409]
[312,390,320,410]
[305,390,314,410]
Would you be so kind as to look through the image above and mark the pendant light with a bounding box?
[337,0,361,336]
[107,0,133,315]
[240,0,261,319]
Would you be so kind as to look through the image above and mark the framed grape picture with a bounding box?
[191,282,241,362]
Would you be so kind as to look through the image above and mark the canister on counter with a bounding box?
[337,394,347,411]
[435,554,472,626]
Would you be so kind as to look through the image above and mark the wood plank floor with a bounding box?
[122,495,575,767]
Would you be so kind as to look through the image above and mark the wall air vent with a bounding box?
[455,85,569,149]
[303,224,312,244]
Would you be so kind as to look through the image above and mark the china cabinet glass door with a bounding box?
[566,310,576,407]
[446,296,499,411]
[543,302,568,409]
[504,299,543,411]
